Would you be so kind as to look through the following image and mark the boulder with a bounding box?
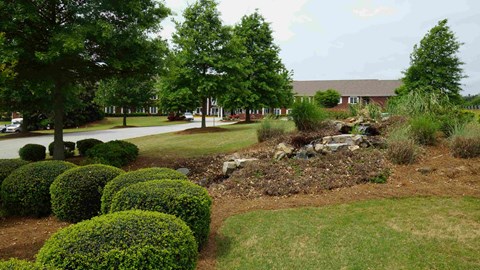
[276,143,294,155]
[325,143,349,152]
[222,161,237,176]
[176,168,190,176]
[274,151,287,161]
[331,134,355,144]
[348,145,360,152]
[235,158,258,168]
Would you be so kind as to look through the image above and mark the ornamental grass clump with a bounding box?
[386,126,419,165]
[409,115,440,145]
[36,210,198,270]
[101,167,188,214]
[110,180,212,249]
[450,122,480,158]
[290,100,328,131]
[256,118,287,142]
[0,161,76,217]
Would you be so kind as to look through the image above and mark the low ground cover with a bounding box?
[217,197,480,270]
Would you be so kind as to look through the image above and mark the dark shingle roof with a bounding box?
[293,80,402,97]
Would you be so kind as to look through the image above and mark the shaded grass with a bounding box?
[217,197,480,270]
[127,124,259,158]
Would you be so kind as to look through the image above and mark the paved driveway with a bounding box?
[0,118,232,159]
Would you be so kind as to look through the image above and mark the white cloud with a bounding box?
[353,6,395,18]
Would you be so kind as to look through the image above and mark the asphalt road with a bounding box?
[0,118,232,159]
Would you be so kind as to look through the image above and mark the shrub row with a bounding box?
[0,159,29,186]
[18,138,105,162]
[86,140,139,168]
[48,141,75,158]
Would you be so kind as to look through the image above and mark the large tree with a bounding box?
[397,19,465,103]
[219,11,293,121]
[0,0,169,159]
[171,0,235,128]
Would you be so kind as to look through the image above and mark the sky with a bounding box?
[161,0,480,96]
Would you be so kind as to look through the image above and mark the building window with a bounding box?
[338,97,343,104]
[150,107,158,114]
[348,96,359,104]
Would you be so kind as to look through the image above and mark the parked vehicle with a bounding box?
[0,125,6,133]
[184,112,194,121]
[5,123,21,133]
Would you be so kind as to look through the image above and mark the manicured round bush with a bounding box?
[50,164,124,222]
[19,144,46,161]
[0,159,29,186]
[86,140,139,167]
[48,141,75,157]
[1,161,76,217]
[101,167,188,214]
[110,180,212,249]
[37,210,198,270]
[76,138,103,156]
[0,258,44,270]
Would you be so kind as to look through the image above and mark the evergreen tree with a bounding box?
[398,19,465,103]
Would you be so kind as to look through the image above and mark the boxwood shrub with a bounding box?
[1,161,76,217]
[48,141,76,158]
[85,140,139,167]
[19,144,46,162]
[101,167,188,214]
[0,159,29,186]
[50,164,124,222]
[76,138,103,156]
[110,180,212,249]
[0,258,44,270]
[36,210,197,270]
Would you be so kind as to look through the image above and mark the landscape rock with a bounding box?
[176,167,190,176]
[276,143,294,155]
[325,143,349,152]
[274,151,287,161]
[223,161,237,176]
[235,158,258,168]
[416,167,435,175]
[348,145,360,152]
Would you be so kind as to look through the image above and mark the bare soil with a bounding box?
[1,139,479,268]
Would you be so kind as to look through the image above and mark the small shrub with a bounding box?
[386,126,419,165]
[50,164,124,222]
[450,122,480,158]
[1,161,76,217]
[256,119,287,142]
[36,210,197,270]
[48,141,75,157]
[76,138,103,156]
[326,110,350,120]
[365,103,382,120]
[110,180,212,249]
[409,115,440,145]
[290,101,328,131]
[314,89,341,108]
[101,167,188,214]
[437,110,475,137]
[0,258,44,269]
[85,140,139,167]
[19,144,46,162]
[0,159,29,186]
[369,169,390,184]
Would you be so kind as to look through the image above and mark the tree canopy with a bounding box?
[397,19,465,103]
[314,89,341,108]
[0,0,170,159]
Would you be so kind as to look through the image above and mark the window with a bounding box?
[348,96,359,104]
[150,107,158,114]
[338,97,343,104]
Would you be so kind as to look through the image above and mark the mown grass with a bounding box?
[217,197,480,270]
[34,116,182,134]
[128,123,260,158]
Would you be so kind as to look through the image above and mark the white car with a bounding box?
[184,112,194,121]
[5,123,21,133]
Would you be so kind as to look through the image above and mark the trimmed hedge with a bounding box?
[0,159,29,186]
[48,141,75,157]
[19,144,46,162]
[86,140,139,167]
[37,210,197,270]
[0,259,44,270]
[110,180,212,249]
[0,161,76,217]
[101,167,188,214]
[50,164,124,222]
[76,138,103,156]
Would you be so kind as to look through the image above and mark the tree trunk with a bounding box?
[20,112,30,134]
[201,97,207,128]
[123,108,127,127]
[245,108,251,123]
[53,85,65,160]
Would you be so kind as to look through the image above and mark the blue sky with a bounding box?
[162,0,480,95]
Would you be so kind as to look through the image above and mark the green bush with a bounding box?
[110,180,212,249]
[256,119,287,142]
[36,210,197,270]
[290,100,328,131]
[314,89,341,108]
[50,164,124,222]
[0,159,29,186]
[48,141,75,158]
[450,122,480,158]
[76,138,103,156]
[409,115,440,145]
[0,258,44,269]
[437,110,475,137]
[19,144,46,162]
[1,161,76,217]
[101,167,188,214]
[386,126,419,165]
[85,140,139,167]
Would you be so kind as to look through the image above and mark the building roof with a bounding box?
[293,79,402,97]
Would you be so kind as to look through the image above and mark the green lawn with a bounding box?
[34,116,182,134]
[128,123,261,158]
[217,197,480,270]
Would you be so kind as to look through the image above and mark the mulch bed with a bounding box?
[175,127,228,135]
